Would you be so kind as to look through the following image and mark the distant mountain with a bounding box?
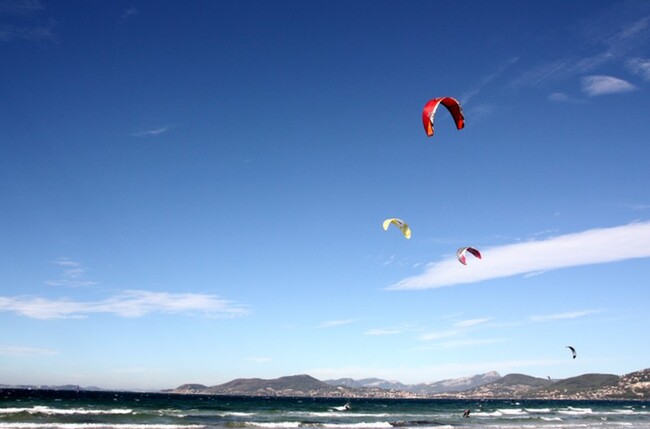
[462,369,650,400]
[0,384,92,391]
[409,371,502,394]
[325,372,501,394]
[167,375,354,397]
[166,369,649,399]
[536,371,649,400]
[463,373,553,397]
[324,378,410,391]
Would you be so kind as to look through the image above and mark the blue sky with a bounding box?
[1,0,649,391]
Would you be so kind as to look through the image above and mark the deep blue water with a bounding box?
[1,389,649,429]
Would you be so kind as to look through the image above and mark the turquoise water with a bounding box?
[1,389,649,429]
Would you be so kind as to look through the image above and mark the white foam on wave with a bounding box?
[558,407,594,415]
[558,407,593,415]
[495,409,527,416]
[244,423,301,429]
[474,411,503,417]
[322,423,393,429]
[289,412,391,419]
[524,408,551,414]
[0,407,133,416]
[0,425,205,429]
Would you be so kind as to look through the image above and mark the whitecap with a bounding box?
[495,409,527,416]
[321,423,393,429]
[0,424,206,429]
[541,417,563,421]
[244,423,302,429]
[0,406,133,416]
[524,408,551,413]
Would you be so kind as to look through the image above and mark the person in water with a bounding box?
[463,409,471,418]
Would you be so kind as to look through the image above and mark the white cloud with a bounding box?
[512,11,650,88]
[0,345,58,356]
[529,310,598,322]
[627,58,650,80]
[419,318,492,343]
[419,329,460,342]
[581,75,636,96]
[548,92,570,102]
[121,7,138,21]
[131,125,173,137]
[0,20,55,42]
[547,93,584,104]
[454,318,491,328]
[364,327,403,336]
[318,319,356,328]
[0,290,248,319]
[0,0,44,15]
[46,258,96,288]
[388,222,650,291]
[461,57,519,104]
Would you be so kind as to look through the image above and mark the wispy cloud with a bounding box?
[0,0,56,43]
[0,18,55,42]
[388,222,650,290]
[581,75,636,96]
[46,258,96,288]
[547,92,584,104]
[121,7,138,22]
[419,317,492,343]
[419,329,461,342]
[0,290,249,319]
[0,344,59,356]
[0,0,44,15]
[461,57,519,104]
[453,318,491,328]
[529,309,598,322]
[627,58,650,80]
[131,125,173,137]
[318,319,356,328]
[512,10,650,88]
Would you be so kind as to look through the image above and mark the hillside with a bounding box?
[459,370,650,400]
[164,368,650,399]
[461,374,553,398]
[168,375,356,397]
[325,372,501,394]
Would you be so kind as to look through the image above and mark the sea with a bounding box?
[1,389,650,429]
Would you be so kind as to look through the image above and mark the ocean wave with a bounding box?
[0,407,133,416]
[244,423,302,428]
[389,421,452,428]
[558,407,593,415]
[0,424,205,429]
[242,422,397,429]
[322,423,394,428]
[287,412,391,419]
[524,408,552,414]
[494,409,527,416]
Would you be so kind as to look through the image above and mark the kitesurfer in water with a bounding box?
[463,409,471,418]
